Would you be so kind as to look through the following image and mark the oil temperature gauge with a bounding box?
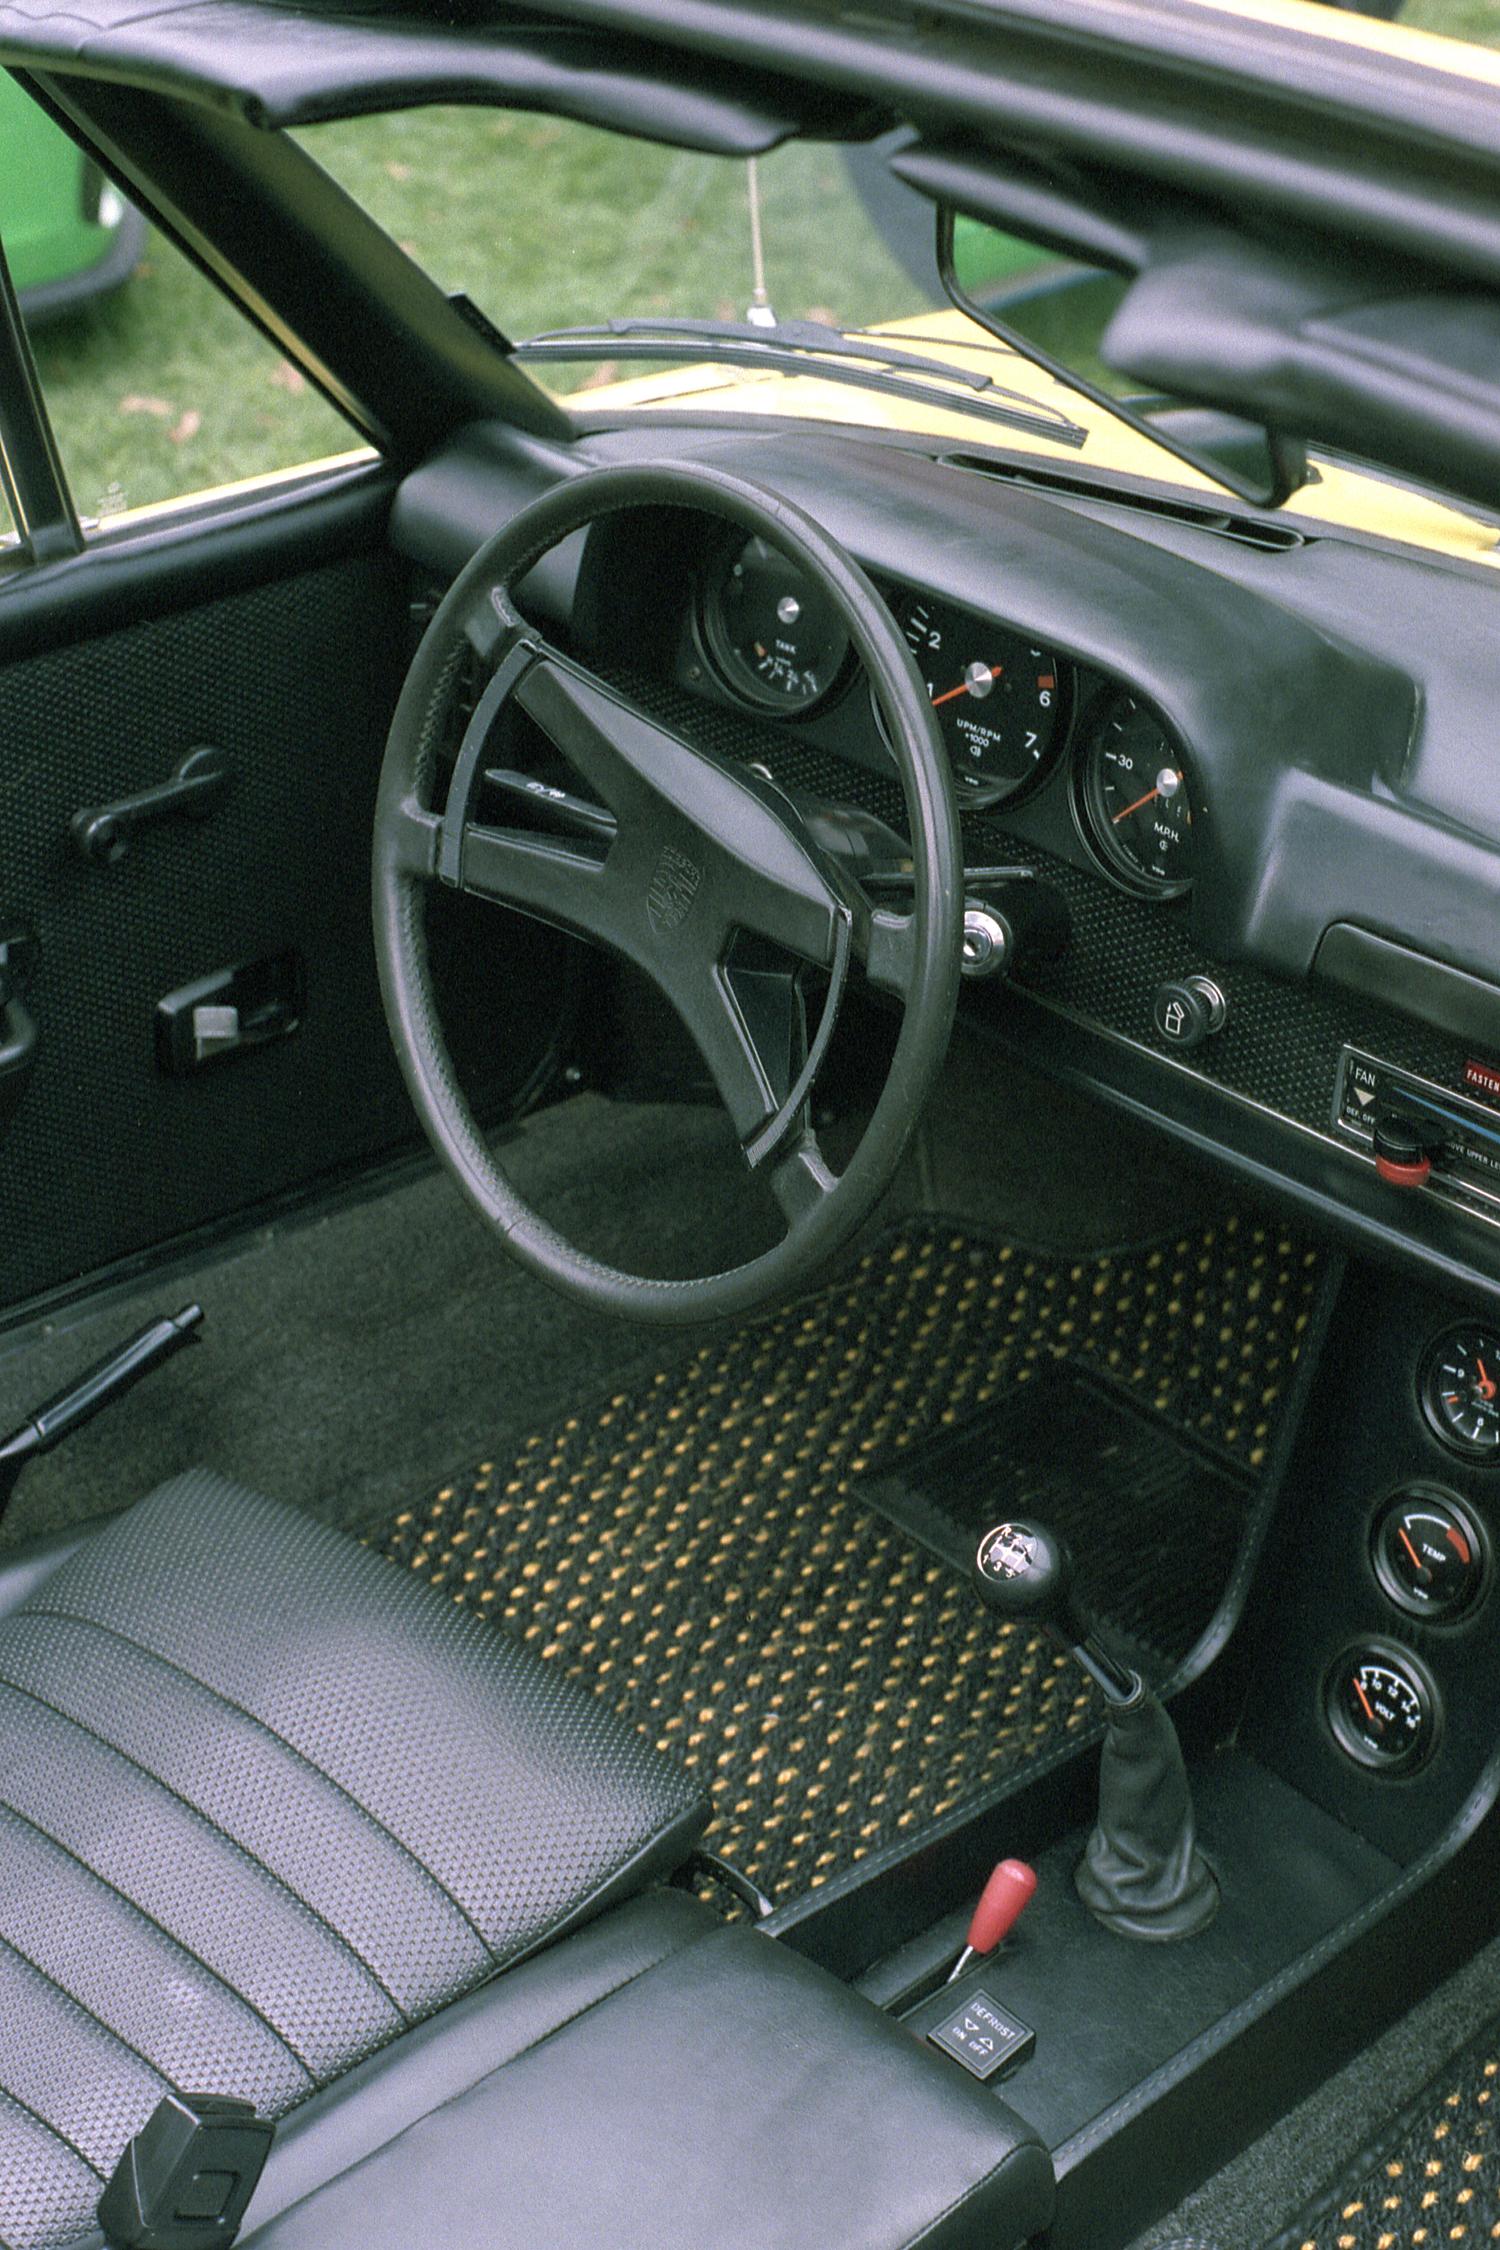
[1325,1642,1439,1776]
[1372,1486,1487,1622]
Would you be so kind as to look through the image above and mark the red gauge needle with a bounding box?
[1398,1527,1426,1575]
[1354,1679,1377,1724]
[931,664,1004,710]
[1112,785,1160,824]
[1477,1356,1496,1401]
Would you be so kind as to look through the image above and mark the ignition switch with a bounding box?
[959,877,1069,982]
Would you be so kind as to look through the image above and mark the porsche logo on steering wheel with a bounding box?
[647,842,702,934]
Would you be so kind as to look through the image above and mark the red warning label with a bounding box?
[1464,1059,1500,1105]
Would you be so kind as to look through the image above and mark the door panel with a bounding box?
[0,482,566,1314]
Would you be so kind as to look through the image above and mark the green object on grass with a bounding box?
[950,213,1052,296]
[0,74,142,318]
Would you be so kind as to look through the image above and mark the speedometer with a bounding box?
[889,590,1065,810]
[1077,691,1195,896]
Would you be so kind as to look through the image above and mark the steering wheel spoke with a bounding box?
[389,796,442,881]
[666,960,785,1145]
[457,821,614,935]
[859,904,921,999]
[517,657,847,964]
[769,1133,838,1230]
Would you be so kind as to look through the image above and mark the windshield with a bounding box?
[296,86,1500,557]
[296,118,933,390]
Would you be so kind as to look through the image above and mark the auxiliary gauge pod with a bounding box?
[973,1520,1219,1942]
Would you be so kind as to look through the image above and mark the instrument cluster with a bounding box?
[694,529,1196,898]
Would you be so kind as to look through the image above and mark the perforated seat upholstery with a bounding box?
[0,1471,708,2249]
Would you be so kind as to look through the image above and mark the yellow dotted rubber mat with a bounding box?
[1281,2046,1500,2250]
[381,1215,1322,1904]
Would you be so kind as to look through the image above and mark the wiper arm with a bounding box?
[513,317,1089,450]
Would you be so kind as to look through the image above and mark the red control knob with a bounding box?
[966,1859,1038,1955]
[1373,1113,1434,1189]
[1375,1151,1432,1188]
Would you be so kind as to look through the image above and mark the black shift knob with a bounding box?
[973,1519,1075,1626]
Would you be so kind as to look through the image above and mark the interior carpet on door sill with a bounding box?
[379,1214,1322,1906]
[1270,2025,1500,2250]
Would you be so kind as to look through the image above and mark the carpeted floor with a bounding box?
[379,1209,1322,1905]
[1130,1931,1500,2250]
[1273,2027,1500,2249]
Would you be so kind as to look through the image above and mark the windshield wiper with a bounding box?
[512,317,1089,450]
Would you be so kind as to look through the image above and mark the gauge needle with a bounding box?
[1477,1356,1496,1400]
[1112,785,1160,824]
[1398,1527,1426,1575]
[931,664,1003,709]
[1354,1679,1377,1724]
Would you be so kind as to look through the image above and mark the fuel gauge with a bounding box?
[701,535,850,714]
[1325,1642,1439,1776]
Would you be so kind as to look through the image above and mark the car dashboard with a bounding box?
[391,417,1500,1313]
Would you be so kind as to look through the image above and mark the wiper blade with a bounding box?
[513,317,1089,450]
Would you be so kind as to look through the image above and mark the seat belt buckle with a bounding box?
[98,2092,274,2250]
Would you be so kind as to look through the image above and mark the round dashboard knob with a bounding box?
[1373,1112,1434,1187]
[1152,975,1227,1051]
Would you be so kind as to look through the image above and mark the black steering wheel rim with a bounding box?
[373,458,963,1323]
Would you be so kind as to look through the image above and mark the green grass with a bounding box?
[20,112,921,523]
[296,113,923,376]
[10,0,1500,533]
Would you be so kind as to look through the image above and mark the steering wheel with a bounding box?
[373,460,962,1324]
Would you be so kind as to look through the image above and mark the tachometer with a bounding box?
[1077,691,1194,896]
[890,590,1064,810]
[701,535,851,714]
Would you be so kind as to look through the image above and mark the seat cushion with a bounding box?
[241,1901,1055,2250]
[0,1470,708,2249]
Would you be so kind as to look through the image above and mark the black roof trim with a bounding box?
[0,6,882,148]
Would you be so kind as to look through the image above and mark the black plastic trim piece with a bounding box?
[0,228,82,564]
[21,73,573,464]
[1315,924,1500,1053]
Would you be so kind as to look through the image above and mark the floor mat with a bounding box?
[380,1213,1323,1904]
[862,1366,1253,1670]
[1273,2024,1500,2250]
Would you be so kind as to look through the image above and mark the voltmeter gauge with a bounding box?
[1421,1325,1500,1460]
[1325,1642,1439,1776]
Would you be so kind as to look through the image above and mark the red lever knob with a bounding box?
[966,1859,1038,1955]
[1375,1151,1432,1188]
[1373,1113,1433,1189]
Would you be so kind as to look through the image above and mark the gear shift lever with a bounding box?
[973,1519,1218,1941]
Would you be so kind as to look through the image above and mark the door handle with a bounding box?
[0,933,38,1136]
[70,745,230,866]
